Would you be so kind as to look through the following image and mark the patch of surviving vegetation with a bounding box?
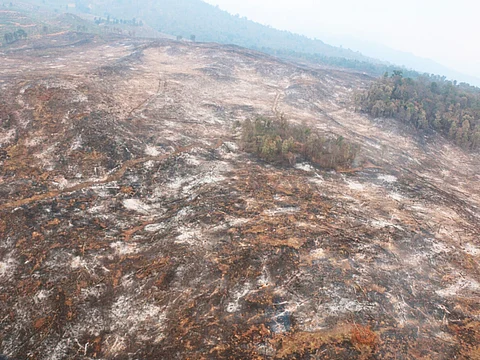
[356,71,480,150]
[240,116,359,169]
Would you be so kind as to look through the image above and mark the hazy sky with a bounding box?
[203,0,480,78]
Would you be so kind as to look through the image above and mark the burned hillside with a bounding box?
[0,34,479,359]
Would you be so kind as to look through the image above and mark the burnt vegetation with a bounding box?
[0,33,479,360]
[241,117,359,169]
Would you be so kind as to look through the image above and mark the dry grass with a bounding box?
[272,325,352,357]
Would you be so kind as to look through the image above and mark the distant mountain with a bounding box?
[98,0,385,62]
[21,0,379,63]
[319,34,480,87]
[8,0,479,87]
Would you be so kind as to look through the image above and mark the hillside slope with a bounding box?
[21,0,377,62]
[0,34,479,359]
[0,2,171,43]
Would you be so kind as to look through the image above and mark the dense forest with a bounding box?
[356,72,480,150]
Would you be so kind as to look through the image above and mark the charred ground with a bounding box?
[0,33,479,359]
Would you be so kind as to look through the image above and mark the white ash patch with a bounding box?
[71,92,88,103]
[226,283,252,313]
[122,199,152,215]
[173,206,193,221]
[367,141,382,150]
[108,296,166,352]
[411,204,427,212]
[143,160,155,170]
[428,238,452,255]
[62,306,110,346]
[52,176,79,190]
[175,226,205,246]
[69,136,82,151]
[227,217,250,227]
[463,243,480,256]
[34,143,58,170]
[164,161,230,195]
[294,311,328,332]
[25,136,46,147]
[80,284,107,301]
[308,175,324,186]
[165,176,185,192]
[440,169,451,178]
[0,253,16,279]
[33,289,51,304]
[401,240,449,266]
[403,252,427,267]
[378,174,397,183]
[309,248,327,260]
[88,204,106,214]
[346,180,364,191]
[435,331,457,343]
[144,145,161,157]
[70,256,88,270]
[264,206,300,216]
[0,128,16,146]
[325,298,377,315]
[117,273,137,290]
[38,78,78,91]
[92,183,120,198]
[145,223,167,233]
[110,241,138,256]
[49,339,70,360]
[17,115,32,129]
[257,265,271,288]
[295,162,315,172]
[388,294,410,326]
[371,219,394,228]
[181,153,201,166]
[388,192,404,201]
[436,278,480,298]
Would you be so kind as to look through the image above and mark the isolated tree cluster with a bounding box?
[356,72,480,150]
[94,16,143,27]
[3,29,27,44]
[241,117,358,169]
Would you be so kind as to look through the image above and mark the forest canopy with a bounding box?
[356,72,480,150]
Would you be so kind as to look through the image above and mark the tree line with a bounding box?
[356,72,480,150]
